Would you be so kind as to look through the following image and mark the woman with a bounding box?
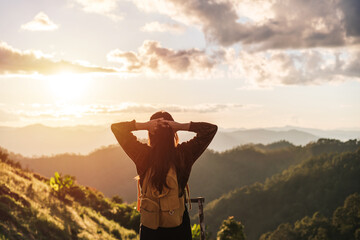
[111,111,217,240]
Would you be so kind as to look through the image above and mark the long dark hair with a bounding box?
[147,111,179,193]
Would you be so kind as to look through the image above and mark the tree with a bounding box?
[217,216,246,240]
[332,193,360,239]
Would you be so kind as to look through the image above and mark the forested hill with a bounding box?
[204,147,360,240]
[1,140,359,239]
[7,139,360,204]
[260,193,360,240]
[0,152,139,240]
[189,139,360,202]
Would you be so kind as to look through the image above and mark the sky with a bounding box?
[0,0,360,130]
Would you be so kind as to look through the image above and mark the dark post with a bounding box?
[191,197,205,240]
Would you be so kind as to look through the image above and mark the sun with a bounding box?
[48,72,91,102]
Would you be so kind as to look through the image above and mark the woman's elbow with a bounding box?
[210,124,218,138]
[111,123,117,134]
[212,124,218,134]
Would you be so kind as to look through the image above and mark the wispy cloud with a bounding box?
[4,102,245,121]
[0,41,117,75]
[141,21,186,34]
[0,109,20,122]
[20,12,59,31]
[85,103,244,114]
[131,0,360,49]
[70,0,123,21]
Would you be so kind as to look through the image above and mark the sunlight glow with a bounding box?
[47,73,91,102]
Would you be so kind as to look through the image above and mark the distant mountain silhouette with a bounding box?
[1,123,358,156]
[209,129,318,151]
[0,124,113,156]
[268,125,360,141]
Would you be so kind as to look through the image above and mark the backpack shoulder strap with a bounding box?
[136,169,152,212]
[185,183,191,210]
[136,178,141,211]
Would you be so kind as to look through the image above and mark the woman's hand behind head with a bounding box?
[147,118,164,135]
[147,119,189,134]
[161,120,182,132]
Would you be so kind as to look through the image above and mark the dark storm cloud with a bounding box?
[339,0,360,37]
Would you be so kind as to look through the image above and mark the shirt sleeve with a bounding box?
[111,120,150,175]
[177,121,218,166]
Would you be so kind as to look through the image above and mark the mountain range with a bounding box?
[1,123,359,156]
[1,138,359,239]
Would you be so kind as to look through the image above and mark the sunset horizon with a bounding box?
[1,0,360,131]
[1,1,360,239]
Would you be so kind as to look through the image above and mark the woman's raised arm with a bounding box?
[169,121,218,166]
[163,120,190,132]
[111,120,151,174]
[134,118,164,134]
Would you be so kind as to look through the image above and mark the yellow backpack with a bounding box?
[136,167,191,229]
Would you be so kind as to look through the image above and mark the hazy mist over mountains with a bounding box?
[0,124,359,156]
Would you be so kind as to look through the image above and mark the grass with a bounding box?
[0,161,139,240]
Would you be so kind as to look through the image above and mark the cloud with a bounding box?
[141,21,186,34]
[107,40,224,76]
[0,41,117,75]
[70,0,123,21]
[106,40,360,85]
[231,49,360,86]
[88,103,244,114]
[12,102,244,120]
[338,0,360,37]
[0,109,20,122]
[21,12,59,31]
[131,0,360,49]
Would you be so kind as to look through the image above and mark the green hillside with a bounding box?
[190,139,360,202]
[260,193,360,240]
[13,139,360,204]
[1,140,359,239]
[12,145,139,203]
[189,141,305,202]
[204,145,360,240]
[0,151,139,240]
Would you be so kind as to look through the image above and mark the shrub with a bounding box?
[111,195,123,204]
[217,216,246,240]
[192,224,201,240]
[0,202,16,222]
[191,224,211,240]
[67,185,86,202]
[0,149,22,169]
[49,172,75,200]
[111,229,122,239]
